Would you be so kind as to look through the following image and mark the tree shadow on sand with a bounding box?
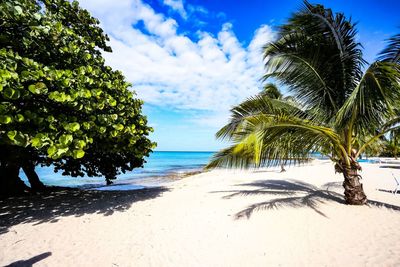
[4,252,52,267]
[211,179,400,220]
[0,187,168,235]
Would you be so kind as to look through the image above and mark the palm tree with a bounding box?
[261,83,283,99]
[380,129,400,159]
[207,1,400,205]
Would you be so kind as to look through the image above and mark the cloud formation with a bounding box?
[79,0,275,115]
[163,0,187,19]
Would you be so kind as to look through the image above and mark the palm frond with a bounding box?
[264,33,338,117]
[335,61,400,135]
[216,95,308,141]
[264,1,365,119]
[208,114,343,169]
[378,32,400,63]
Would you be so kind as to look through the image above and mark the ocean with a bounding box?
[19,151,331,190]
[20,151,215,189]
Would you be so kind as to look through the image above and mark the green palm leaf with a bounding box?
[208,113,344,169]
[335,61,400,136]
[216,94,307,141]
[378,32,400,63]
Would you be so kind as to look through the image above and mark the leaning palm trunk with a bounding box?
[335,158,367,205]
[342,168,367,205]
[207,1,400,205]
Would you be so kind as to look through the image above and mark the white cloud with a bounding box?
[79,0,276,127]
[187,4,208,15]
[163,0,187,19]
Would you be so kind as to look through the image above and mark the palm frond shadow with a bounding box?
[212,179,400,220]
[212,179,344,219]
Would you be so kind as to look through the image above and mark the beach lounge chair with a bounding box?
[392,172,400,195]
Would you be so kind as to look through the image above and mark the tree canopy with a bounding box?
[0,0,155,195]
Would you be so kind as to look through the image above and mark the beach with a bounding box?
[1,160,400,266]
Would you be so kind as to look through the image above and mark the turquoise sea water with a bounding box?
[20,151,361,189]
[20,151,214,189]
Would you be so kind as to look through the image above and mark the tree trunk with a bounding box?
[0,162,29,197]
[342,167,367,205]
[22,163,46,192]
[280,164,286,172]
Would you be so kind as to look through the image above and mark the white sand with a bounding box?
[1,160,400,266]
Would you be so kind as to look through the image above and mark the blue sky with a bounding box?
[79,0,399,152]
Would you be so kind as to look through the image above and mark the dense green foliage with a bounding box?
[208,1,400,204]
[0,0,155,187]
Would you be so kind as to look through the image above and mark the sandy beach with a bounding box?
[1,160,400,267]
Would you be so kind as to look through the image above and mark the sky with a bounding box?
[78,0,400,152]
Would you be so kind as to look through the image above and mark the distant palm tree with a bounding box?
[207,1,400,205]
[380,129,400,159]
[260,83,283,99]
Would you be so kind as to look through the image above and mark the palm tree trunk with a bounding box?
[342,166,367,205]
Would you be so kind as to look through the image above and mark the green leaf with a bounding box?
[47,146,57,157]
[110,130,118,137]
[59,134,73,146]
[33,13,41,20]
[109,98,117,106]
[61,79,70,86]
[47,115,55,122]
[80,89,91,98]
[113,124,124,131]
[49,91,68,102]
[13,132,29,147]
[53,147,69,159]
[82,122,91,130]
[64,122,80,132]
[72,150,85,159]
[28,82,47,94]
[3,88,20,100]
[7,131,17,141]
[31,136,42,148]
[15,114,24,122]
[129,138,136,145]
[31,133,51,148]
[14,6,23,15]
[74,140,86,149]
[0,115,12,124]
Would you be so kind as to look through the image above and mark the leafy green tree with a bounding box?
[0,0,155,196]
[207,1,400,205]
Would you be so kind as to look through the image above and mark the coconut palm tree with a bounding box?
[380,129,400,158]
[207,1,400,205]
[261,83,283,99]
